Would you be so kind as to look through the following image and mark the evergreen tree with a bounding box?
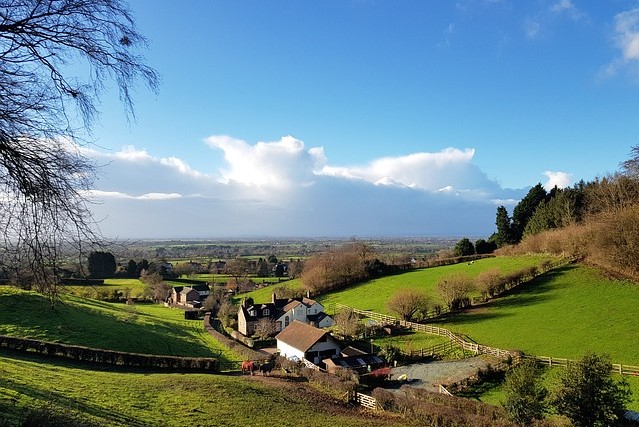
[512,183,547,241]
[494,206,515,247]
[87,251,116,279]
[453,238,475,256]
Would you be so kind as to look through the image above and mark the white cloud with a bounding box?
[205,135,325,189]
[317,147,498,195]
[550,0,585,21]
[83,136,527,238]
[543,171,572,190]
[615,8,639,62]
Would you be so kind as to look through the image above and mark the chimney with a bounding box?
[272,293,276,304]
[306,290,311,299]
[242,298,247,308]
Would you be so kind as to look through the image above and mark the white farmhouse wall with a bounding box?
[277,340,305,361]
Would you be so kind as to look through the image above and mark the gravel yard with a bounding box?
[389,356,495,392]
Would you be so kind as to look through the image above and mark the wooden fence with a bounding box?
[524,355,639,376]
[348,392,378,410]
[337,303,520,360]
[438,384,453,396]
[302,357,322,371]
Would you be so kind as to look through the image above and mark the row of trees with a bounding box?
[386,263,549,321]
[301,241,405,295]
[496,146,639,280]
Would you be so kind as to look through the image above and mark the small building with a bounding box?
[167,283,210,308]
[276,321,341,365]
[323,353,385,375]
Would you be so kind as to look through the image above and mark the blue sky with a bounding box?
[85,0,639,238]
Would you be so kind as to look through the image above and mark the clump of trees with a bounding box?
[301,241,394,295]
[500,353,631,426]
[491,145,639,281]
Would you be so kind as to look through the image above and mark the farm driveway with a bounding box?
[390,356,494,392]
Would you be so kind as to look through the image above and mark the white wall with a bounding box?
[277,340,305,361]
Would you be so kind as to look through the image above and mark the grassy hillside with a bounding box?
[318,255,554,313]
[0,287,240,362]
[434,265,639,364]
[0,351,406,427]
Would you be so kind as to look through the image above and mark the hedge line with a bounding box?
[0,335,218,372]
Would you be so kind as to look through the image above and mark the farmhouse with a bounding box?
[237,292,334,337]
[276,321,341,365]
[167,284,210,308]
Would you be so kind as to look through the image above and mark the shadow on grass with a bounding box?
[430,266,576,327]
[0,291,231,362]
[0,357,150,427]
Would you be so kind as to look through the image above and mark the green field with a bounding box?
[318,255,554,313]
[0,351,406,427]
[61,278,148,299]
[434,265,639,364]
[0,287,240,362]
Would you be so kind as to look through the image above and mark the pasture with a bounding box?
[318,255,554,313]
[0,351,407,427]
[434,265,639,365]
[0,287,240,363]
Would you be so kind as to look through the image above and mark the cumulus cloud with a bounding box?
[84,136,526,238]
[543,171,572,190]
[317,147,501,196]
[205,135,325,189]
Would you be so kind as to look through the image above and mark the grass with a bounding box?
[60,278,147,299]
[0,350,407,427]
[0,287,240,363]
[434,265,639,364]
[318,255,554,313]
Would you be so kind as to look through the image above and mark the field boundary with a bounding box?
[338,303,519,359]
[523,355,639,376]
[0,334,219,372]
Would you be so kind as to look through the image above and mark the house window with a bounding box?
[263,309,269,316]
[249,310,257,317]
[285,316,290,327]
